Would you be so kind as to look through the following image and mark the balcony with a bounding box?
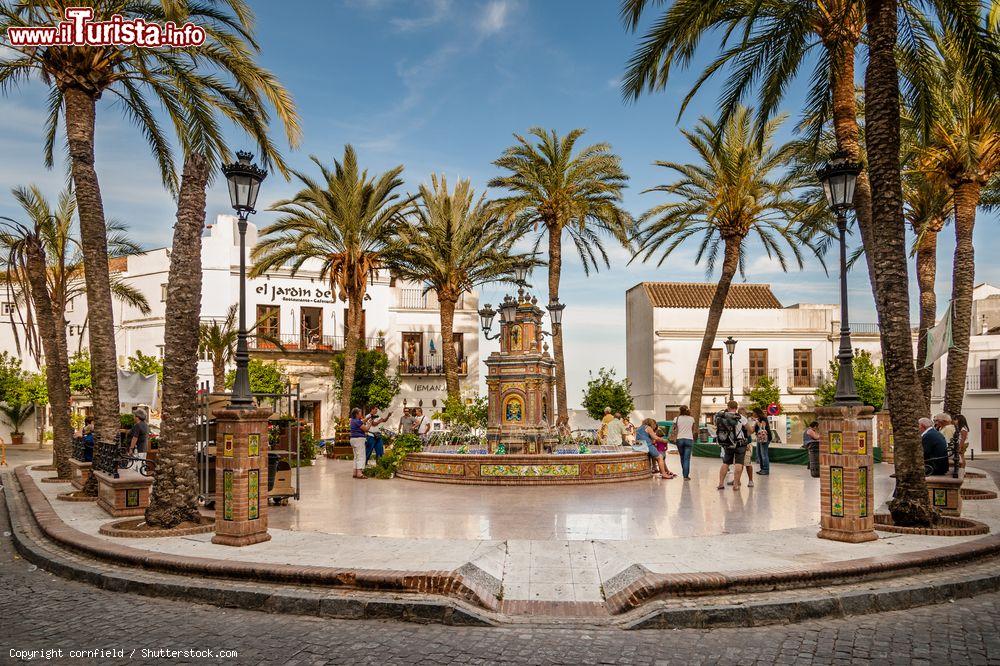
[742,369,779,392]
[966,373,999,392]
[395,288,466,310]
[787,369,828,391]
[248,334,385,353]
[399,358,468,376]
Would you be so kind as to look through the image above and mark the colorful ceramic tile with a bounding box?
[223,469,234,521]
[933,488,948,507]
[248,469,259,520]
[858,466,868,517]
[402,461,465,475]
[503,396,524,423]
[595,460,646,475]
[248,433,260,457]
[831,466,844,517]
[829,431,843,455]
[479,464,580,478]
[125,488,139,508]
[858,430,868,455]
[223,433,234,457]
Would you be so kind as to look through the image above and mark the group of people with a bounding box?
[919,412,970,476]
[713,401,773,490]
[346,405,432,480]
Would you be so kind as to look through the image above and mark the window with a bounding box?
[160,283,168,302]
[980,359,998,390]
[705,348,723,387]
[65,298,74,312]
[0,302,13,316]
[749,349,768,383]
[256,305,280,348]
[793,349,813,387]
[401,332,423,371]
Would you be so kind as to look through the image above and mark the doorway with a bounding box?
[298,400,322,438]
[982,417,998,452]
[301,307,323,349]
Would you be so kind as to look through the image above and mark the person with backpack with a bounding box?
[715,400,748,491]
[752,407,772,475]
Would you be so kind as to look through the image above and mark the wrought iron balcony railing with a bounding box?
[248,334,384,353]
[966,373,999,391]
[742,368,779,391]
[787,369,827,389]
[399,358,468,376]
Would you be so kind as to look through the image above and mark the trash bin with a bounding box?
[267,453,280,492]
[807,442,820,478]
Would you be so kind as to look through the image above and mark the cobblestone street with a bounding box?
[3,510,1000,666]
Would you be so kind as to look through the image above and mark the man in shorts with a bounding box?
[715,400,748,490]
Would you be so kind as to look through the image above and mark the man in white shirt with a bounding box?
[364,406,391,465]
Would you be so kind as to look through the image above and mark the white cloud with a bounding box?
[390,0,452,32]
[478,0,510,37]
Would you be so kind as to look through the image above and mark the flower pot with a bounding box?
[10,433,23,446]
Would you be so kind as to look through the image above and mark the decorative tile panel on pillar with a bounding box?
[817,404,877,543]
[875,410,893,464]
[212,406,272,546]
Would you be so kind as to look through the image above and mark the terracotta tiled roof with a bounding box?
[641,282,782,309]
[108,256,128,273]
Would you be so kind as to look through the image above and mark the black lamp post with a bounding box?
[723,336,737,402]
[817,151,863,406]
[221,151,267,409]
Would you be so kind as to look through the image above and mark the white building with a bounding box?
[931,283,1000,455]
[1,215,480,441]
[626,281,885,441]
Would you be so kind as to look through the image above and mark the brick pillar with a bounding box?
[876,410,893,464]
[212,406,272,547]
[817,405,877,543]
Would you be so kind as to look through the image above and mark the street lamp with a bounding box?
[546,300,565,327]
[478,303,499,340]
[222,151,267,409]
[723,336,737,402]
[817,150,863,406]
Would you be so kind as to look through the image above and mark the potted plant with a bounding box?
[1,401,35,446]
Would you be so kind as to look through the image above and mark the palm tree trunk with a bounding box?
[828,36,878,281]
[915,222,941,413]
[339,297,363,416]
[213,356,226,392]
[944,180,980,416]
[689,237,740,419]
[24,238,73,479]
[547,228,569,427]
[63,87,119,447]
[438,292,460,402]
[865,0,933,526]
[145,154,209,528]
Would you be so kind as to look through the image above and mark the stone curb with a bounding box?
[606,530,1000,614]
[621,567,1000,629]
[10,466,500,613]
[2,472,496,627]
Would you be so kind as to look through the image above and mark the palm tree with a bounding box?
[634,108,823,417]
[915,37,1000,418]
[0,186,148,480]
[144,3,299,528]
[489,128,633,427]
[903,174,950,413]
[252,147,413,418]
[386,175,532,401]
[200,305,239,391]
[0,0,298,451]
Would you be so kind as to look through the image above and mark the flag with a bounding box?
[921,302,953,369]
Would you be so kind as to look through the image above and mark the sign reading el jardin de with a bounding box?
[253,283,337,305]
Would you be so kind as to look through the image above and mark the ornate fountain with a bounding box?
[395,276,650,485]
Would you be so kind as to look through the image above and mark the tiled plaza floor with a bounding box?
[18,455,1000,603]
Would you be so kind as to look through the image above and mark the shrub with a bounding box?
[363,433,423,479]
[225,358,285,396]
[747,375,781,414]
[815,349,886,410]
[581,367,634,420]
[331,348,400,410]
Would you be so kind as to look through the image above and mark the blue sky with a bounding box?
[1,0,997,407]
